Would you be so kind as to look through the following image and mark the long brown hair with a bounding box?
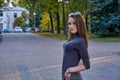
[68,14,88,48]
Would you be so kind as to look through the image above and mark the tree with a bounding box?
[69,0,90,15]
[39,0,59,33]
[21,11,28,19]
[89,0,120,37]
[12,0,90,34]
[21,11,29,27]
[66,0,90,31]
[12,0,39,27]
[0,0,10,8]
[0,0,4,8]
[14,17,26,28]
[34,7,41,29]
[40,12,50,31]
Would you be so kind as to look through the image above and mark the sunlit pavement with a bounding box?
[0,33,120,80]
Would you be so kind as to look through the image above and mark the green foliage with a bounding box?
[37,32,66,40]
[69,0,90,15]
[37,32,120,42]
[40,12,50,30]
[89,0,120,37]
[14,17,26,27]
[0,0,4,7]
[14,11,29,28]
[0,0,10,8]
[88,32,120,42]
[12,0,91,33]
[39,0,59,32]
[21,11,28,19]
[13,0,39,27]
[34,7,41,28]
[39,0,58,12]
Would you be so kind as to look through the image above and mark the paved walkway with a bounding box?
[0,33,120,80]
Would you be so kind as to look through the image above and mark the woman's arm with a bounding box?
[77,39,90,70]
[64,65,86,80]
[64,39,90,80]
[66,64,86,73]
[66,39,90,73]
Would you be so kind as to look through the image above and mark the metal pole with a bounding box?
[65,0,69,40]
[62,1,65,34]
[34,13,36,32]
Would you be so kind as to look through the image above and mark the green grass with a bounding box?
[36,32,66,40]
[36,32,120,42]
[88,32,120,42]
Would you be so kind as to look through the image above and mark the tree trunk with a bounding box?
[56,11,60,34]
[49,11,54,33]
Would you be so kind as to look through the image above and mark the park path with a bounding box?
[0,33,120,80]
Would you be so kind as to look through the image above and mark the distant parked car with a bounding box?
[23,27,32,32]
[0,31,2,42]
[3,28,11,33]
[14,26,23,32]
[35,27,40,32]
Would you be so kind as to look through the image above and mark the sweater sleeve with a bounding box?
[77,39,90,69]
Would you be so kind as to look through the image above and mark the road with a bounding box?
[0,33,120,80]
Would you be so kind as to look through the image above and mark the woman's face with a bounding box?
[68,17,77,34]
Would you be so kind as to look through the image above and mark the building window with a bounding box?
[0,10,3,16]
[14,13,17,18]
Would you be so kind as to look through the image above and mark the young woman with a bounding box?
[62,12,90,80]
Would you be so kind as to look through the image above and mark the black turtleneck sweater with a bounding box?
[62,33,90,74]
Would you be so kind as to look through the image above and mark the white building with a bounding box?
[0,6,29,32]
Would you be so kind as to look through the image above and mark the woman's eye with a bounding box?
[73,22,76,24]
[68,22,71,25]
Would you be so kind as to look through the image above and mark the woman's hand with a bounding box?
[65,68,71,80]
[65,72,71,80]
